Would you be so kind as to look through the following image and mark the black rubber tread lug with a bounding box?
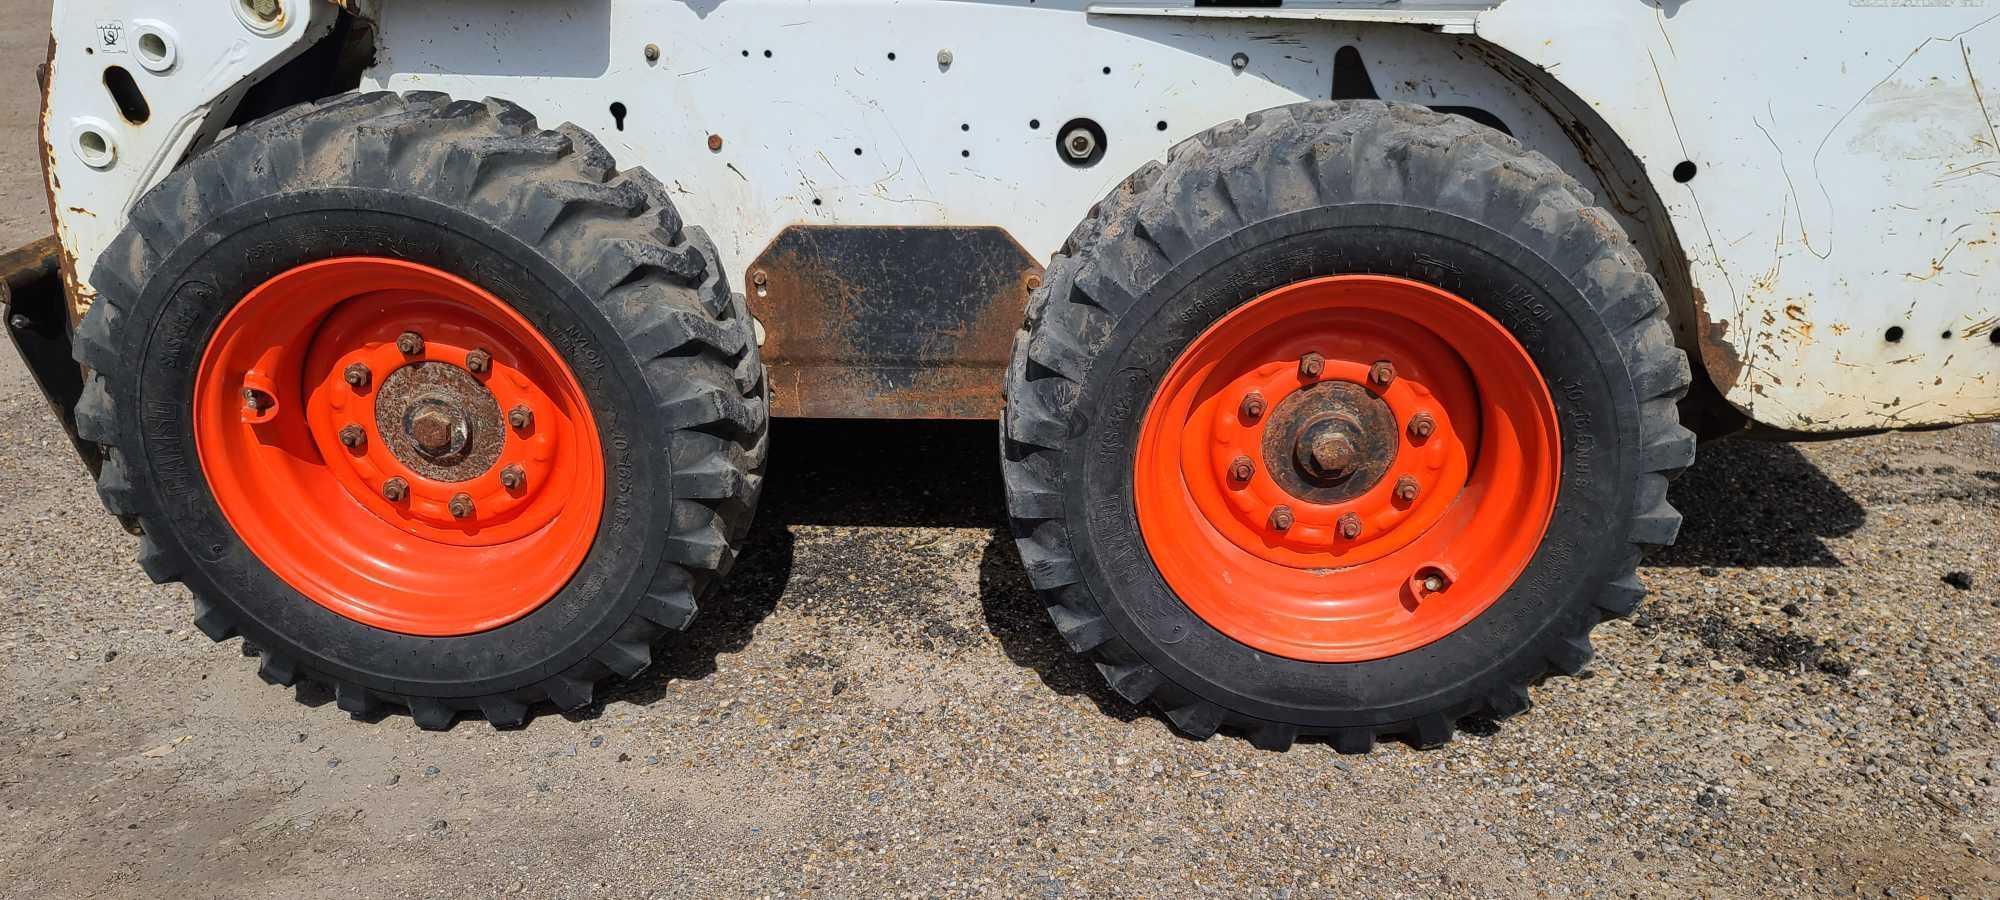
[1486,684,1533,720]
[190,596,237,642]
[1546,635,1595,676]
[334,681,380,718]
[1046,604,1111,653]
[135,535,179,585]
[1248,722,1299,752]
[1095,661,1164,704]
[256,652,298,687]
[1409,715,1455,749]
[73,377,115,443]
[94,450,139,516]
[477,695,530,729]
[542,675,595,712]
[1596,573,1649,618]
[592,639,654,679]
[1164,700,1225,740]
[1331,727,1376,756]
[408,698,458,731]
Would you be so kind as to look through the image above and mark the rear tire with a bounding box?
[75,91,768,728]
[1000,101,1695,751]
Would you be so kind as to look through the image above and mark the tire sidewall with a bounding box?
[1069,203,1641,728]
[116,188,670,698]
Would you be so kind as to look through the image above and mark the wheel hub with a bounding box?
[1263,381,1400,502]
[374,362,502,478]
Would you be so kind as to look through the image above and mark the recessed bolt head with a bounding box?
[338,424,366,449]
[1269,506,1294,532]
[1394,475,1420,504]
[1062,128,1098,161]
[1299,352,1325,379]
[1369,360,1396,388]
[1338,512,1363,540]
[499,464,526,490]
[1408,412,1436,440]
[707,134,724,153]
[247,0,281,22]
[936,49,954,68]
[752,269,769,286]
[464,348,492,374]
[508,405,534,430]
[1228,456,1255,483]
[381,477,408,502]
[449,493,475,519]
[343,362,371,390]
[643,43,661,62]
[1230,52,1250,70]
[396,331,424,355]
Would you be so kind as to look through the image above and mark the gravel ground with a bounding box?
[1,4,1997,896]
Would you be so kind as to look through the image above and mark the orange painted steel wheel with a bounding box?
[1134,275,1561,662]
[194,257,603,636]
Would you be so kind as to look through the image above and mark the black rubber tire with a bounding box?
[73,91,768,729]
[1000,101,1696,752]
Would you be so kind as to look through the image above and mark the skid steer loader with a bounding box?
[6,0,1995,751]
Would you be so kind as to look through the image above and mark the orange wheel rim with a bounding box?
[1134,275,1560,662]
[194,258,603,636]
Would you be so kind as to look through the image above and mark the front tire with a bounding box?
[1000,101,1695,751]
[75,92,768,728]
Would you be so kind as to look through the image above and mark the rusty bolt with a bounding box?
[465,348,492,374]
[1024,273,1044,293]
[1298,352,1325,379]
[751,269,769,287]
[1394,475,1420,504]
[643,43,661,63]
[1369,359,1396,388]
[396,331,424,355]
[449,493,475,519]
[499,464,526,490]
[381,477,408,502]
[338,424,367,449]
[1337,512,1363,541]
[707,134,724,153]
[246,0,281,23]
[1268,506,1294,532]
[1228,456,1255,483]
[343,362,371,390]
[241,387,267,411]
[1408,412,1436,440]
[1239,392,1266,422]
[508,404,534,430]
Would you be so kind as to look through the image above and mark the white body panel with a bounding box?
[40,0,2000,431]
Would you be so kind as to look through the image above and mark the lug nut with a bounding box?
[465,348,492,374]
[338,424,366,449]
[381,477,408,502]
[449,493,475,519]
[1239,392,1266,422]
[1228,456,1255,483]
[1298,352,1325,379]
[396,331,425,355]
[1369,359,1396,388]
[1337,512,1363,540]
[1394,475,1420,504]
[1268,506,1294,532]
[1408,412,1436,440]
[508,405,534,430]
[499,464,526,490]
[343,363,371,389]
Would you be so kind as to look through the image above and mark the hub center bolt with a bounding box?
[405,399,470,462]
[1337,512,1363,540]
[1299,428,1358,480]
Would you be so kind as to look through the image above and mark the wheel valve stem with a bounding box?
[1337,512,1363,540]
[1423,574,1446,593]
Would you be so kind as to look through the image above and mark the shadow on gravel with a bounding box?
[597,419,1137,720]
[1653,439,1865,568]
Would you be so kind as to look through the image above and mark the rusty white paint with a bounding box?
[42,0,2000,431]
[41,0,333,303]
